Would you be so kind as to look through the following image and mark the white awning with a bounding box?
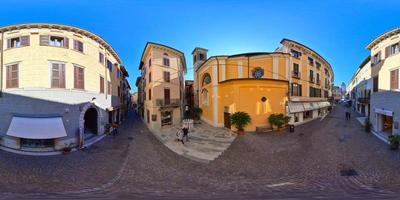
[7,117,67,139]
[303,103,314,111]
[318,101,331,108]
[374,108,393,116]
[288,102,305,113]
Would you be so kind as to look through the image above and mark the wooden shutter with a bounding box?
[20,36,30,46]
[64,37,69,48]
[7,39,11,48]
[149,89,151,100]
[74,66,84,89]
[164,71,170,82]
[51,63,65,88]
[6,64,18,88]
[391,69,399,90]
[40,35,49,46]
[108,82,111,95]
[373,76,379,92]
[386,46,391,58]
[100,77,104,93]
[299,84,302,96]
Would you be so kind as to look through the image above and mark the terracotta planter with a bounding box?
[237,130,246,135]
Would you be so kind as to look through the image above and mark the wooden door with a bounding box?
[224,112,231,129]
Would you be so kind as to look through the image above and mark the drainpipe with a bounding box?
[0,31,4,98]
[247,56,250,78]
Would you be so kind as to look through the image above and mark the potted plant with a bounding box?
[192,107,203,121]
[62,143,72,155]
[364,118,371,133]
[230,111,251,135]
[388,135,400,150]
[268,114,291,131]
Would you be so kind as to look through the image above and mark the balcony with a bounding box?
[357,97,370,104]
[156,98,180,108]
[292,71,301,79]
[316,79,320,85]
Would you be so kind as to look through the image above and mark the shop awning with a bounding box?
[374,108,393,116]
[288,102,305,113]
[6,116,67,139]
[303,103,314,111]
[318,101,331,108]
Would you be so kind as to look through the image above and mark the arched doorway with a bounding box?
[84,107,98,135]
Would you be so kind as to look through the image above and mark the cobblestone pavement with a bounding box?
[3,106,400,199]
[153,122,236,163]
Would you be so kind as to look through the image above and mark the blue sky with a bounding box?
[1,0,399,91]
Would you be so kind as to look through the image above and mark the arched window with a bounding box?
[202,89,208,105]
[202,73,211,86]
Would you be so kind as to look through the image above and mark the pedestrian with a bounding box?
[181,125,189,144]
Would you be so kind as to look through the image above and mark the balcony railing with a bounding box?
[316,79,320,85]
[156,99,180,108]
[292,71,301,79]
[309,76,315,83]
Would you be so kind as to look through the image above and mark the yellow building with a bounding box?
[0,23,128,154]
[137,42,186,131]
[193,39,333,131]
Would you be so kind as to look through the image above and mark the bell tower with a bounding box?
[192,47,208,107]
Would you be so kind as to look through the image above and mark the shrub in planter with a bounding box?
[388,135,400,150]
[364,118,371,133]
[231,112,251,134]
[268,114,291,131]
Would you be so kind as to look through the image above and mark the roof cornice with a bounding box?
[366,28,400,50]
[0,23,122,64]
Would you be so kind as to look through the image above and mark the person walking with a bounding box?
[181,125,189,144]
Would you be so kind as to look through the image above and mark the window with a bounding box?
[324,90,328,98]
[202,73,211,86]
[164,71,170,82]
[149,89,151,100]
[199,53,205,60]
[291,49,301,58]
[51,63,65,88]
[99,52,104,64]
[309,70,314,82]
[292,63,300,78]
[202,89,208,105]
[316,62,321,69]
[20,139,54,148]
[107,60,113,71]
[291,83,302,96]
[390,69,399,90]
[148,59,152,68]
[73,40,84,52]
[7,36,30,49]
[100,76,105,93]
[308,57,314,66]
[163,57,170,66]
[316,73,320,84]
[6,64,18,88]
[149,72,152,82]
[252,67,264,78]
[74,66,85,89]
[386,43,400,58]
[372,51,381,65]
[108,81,112,95]
[373,76,379,92]
[116,70,121,78]
[50,36,66,47]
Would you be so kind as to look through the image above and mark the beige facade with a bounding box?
[0,23,128,154]
[137,42,186,131]
[366,28,400,138]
